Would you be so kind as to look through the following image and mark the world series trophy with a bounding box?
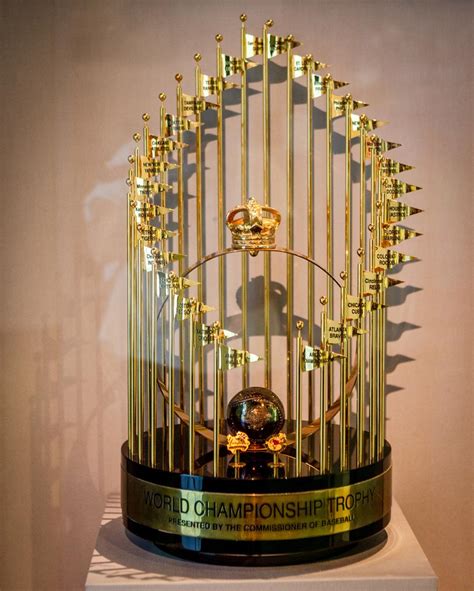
[121,14,422,565]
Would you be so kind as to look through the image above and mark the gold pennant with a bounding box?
[200,74,240,97]
[152,250,185,268]
[137,225,177,248]
[381,177,422,198]
[345,294,369,321]
[365,135,402,158]
[140,156,178,177]
[302,346,343,372]
[157,271,198,298]
[194,323,236,347]
[385,199,423,224]
[244,33,263,58]
[351,114,387,138]
[132,201,172,223]
[311,74,348,99]
[219,345,262,371]
[381,224,421,247]
[175,296,213,320]
[267,33,294,58]
[331,94,369,117]
[181,93,219,117]
[375,246,418,270]
[148,135,186,156]
[133,177,158,199]
[379,157,414,177]
[324,319,367,345]
[362,270,403,296]
[164,114,200,136]
[221,54,257,78]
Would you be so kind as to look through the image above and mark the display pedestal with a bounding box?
[86,495,437,591]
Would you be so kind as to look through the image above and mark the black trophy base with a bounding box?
[121,428,392,566]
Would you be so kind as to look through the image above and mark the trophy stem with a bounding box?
[306,57,315,422]
[369,149,379,463]
[377,166,386,459]
[187,313,195,473]
[339,281,348,471]
[319,308,328,473]
[127,179,136,458]
[295,321,304,476]
[167,291,176,471]
[176,79,185,415]
[357,262,366,467]
[213,325,222,477]
[286,37,294,421]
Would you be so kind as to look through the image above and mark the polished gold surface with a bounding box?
[226,198,281,253]
[124,467,392,541]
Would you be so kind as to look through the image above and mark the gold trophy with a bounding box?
[121,14,422,564]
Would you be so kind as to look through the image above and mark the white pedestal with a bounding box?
[86,495,437,591]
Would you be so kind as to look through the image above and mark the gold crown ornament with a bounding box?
[226,198,281,255]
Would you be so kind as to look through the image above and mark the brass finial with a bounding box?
[320,296,328,306]
[240,13,247,22]
[368,223,375,232]
[132,132,141,142]
[340,271,347,281]
[127,155,135,164]
[158,92,166,101]
[357,248,365,257]
[125,178,132,186]
[142,113,150,122]
[175,73,183,83]
[287,34,294,42]
[194,53,202,62]
[215,33,223,43]
[296,320,304,331]
[376,200,382,209]
[265,19,274,27]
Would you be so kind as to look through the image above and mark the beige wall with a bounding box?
[1,1,472,589]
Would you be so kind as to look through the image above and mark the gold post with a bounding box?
[187,303,196,473]
[344,96,352,443]
[286,35,294,420]
[263,19,273,389]
[357,122,367,467]
[216,35,225,328]
[213,322,222,477]
[175,74,185,413]
[149,268,157,467]
[319,297,328,473]
[369,142,379,463]
[194,55,205,423]
[167,288,176,471]
[295,320,304,476]
[127,165,135,458]
[240,15,249,388]
[306,56,315,421]
[339,272,348,471]
[377,162,386,459]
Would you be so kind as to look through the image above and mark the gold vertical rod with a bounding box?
[344,98,352,439]
[286,37,294,420]
[263,20,272,389]
[127,176,136,457]
[369,147,378,463]
[187,312,195,473]
[216,36,225,328]
[357,125,367,467]
[167,291,175,471]
[319,305,328,473]
[295,321,304,476]
[213,325,222,477]
[339,281,348,471]
[306,58,315,421]
[240,16,249,388]
[194,58,205,422]
[149,270,157,467]
[378,165,386,459]
[137,242,144,463]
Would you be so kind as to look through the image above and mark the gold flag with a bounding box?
[163,114,200,136]
[151,250,185,269]
[244,33,263,58]
[138,225,177,248]
[221,54,257,77]
[132,201,172,223]
[157,271,198,298]
[140,156,178,177]
[302,346,344,372]
[175,296,213,320]
[331,94,369,117]
[181,93,218,116]
[200,74,239,97]
[267,33,291,58]
[381,177,422,198]
[194,323,236,347]
[345,294,369,321]
[375,246,418,270]
[148,135,186,155]
[365,136,402,159]
[381,225,421,247]
[311,74,348,99]
[219,345,262,370]
[133,177,158,199]
[379,157,414,177]
[325,319,366,345]
[351,114,387,138]
[385,199,423,224]
[362,270,403,295]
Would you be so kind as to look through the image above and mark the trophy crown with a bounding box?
[226,198,281,255]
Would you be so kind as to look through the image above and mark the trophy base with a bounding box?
[121,431,392,565]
